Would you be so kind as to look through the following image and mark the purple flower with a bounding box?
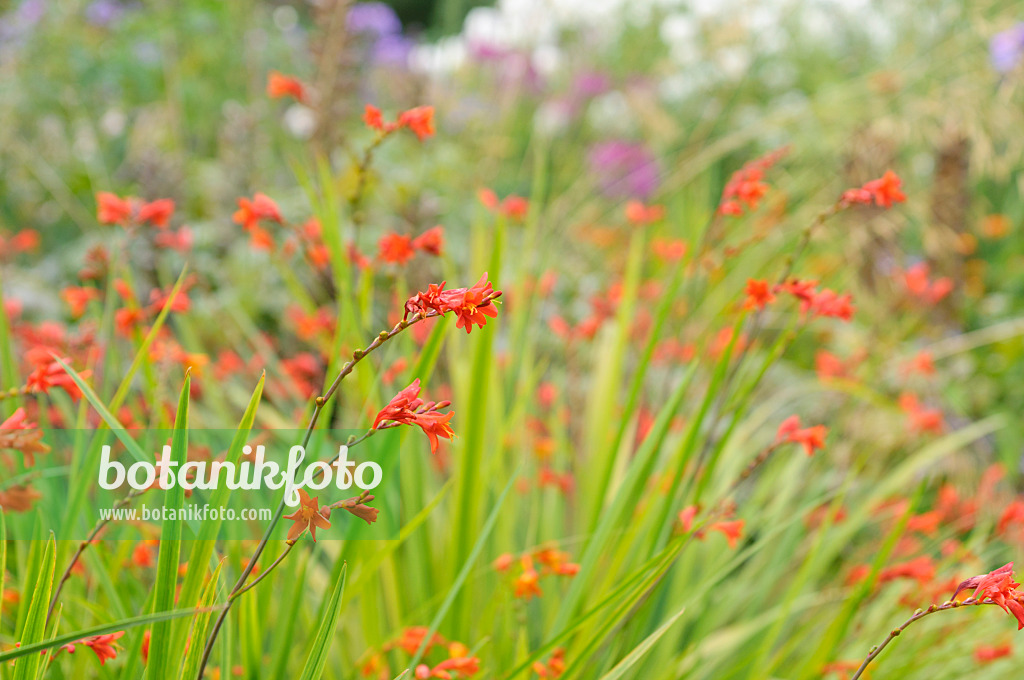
[588,141,661,201]
[85,0,125,27]
[990,23,1024,74]
[372,33,414,66]
[572,71,611,100]
[347,2,402,38]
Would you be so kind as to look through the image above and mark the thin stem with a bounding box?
[195,301,467,679]
[47,489,143,622]
[229,543,294,600]
[850,598,1006,680]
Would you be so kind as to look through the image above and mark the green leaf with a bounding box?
[267,552,310,678]
[12,534,54,680]
[0,605,227,663]
[107,264,190,414]
[597,606,686,680]
[297,562,348,680]
[174,373,264,651]
[0,508,5,634]
[410,468,519,670]
[179,559,225,680]
[148,372,191,680]
[50,356,148,463]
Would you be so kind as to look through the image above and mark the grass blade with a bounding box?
[12,534,54,680]
[148,372,191,680]
[297,562,348,680]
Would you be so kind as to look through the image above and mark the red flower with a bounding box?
[363,104,387,131]
[651,238,687,262]
[403,275,502,334]
[96,192,133,225]
[61,631,125,665]
[775,416,827,456]
[902,263,953,305]
[61,286,100,318]
[233,193,283,231]
[411,226,445,256]
[624,201,665,225]
[363,104,435,140]
[710,520,745,549]
[717,148,788,216]
[266,71,308,104]
[478,188,529,220]
[0,408,50,466]
[898,392,944,434]
[136,199,175,228]
[378,232,416,264]
[447,273,499,334]
[26,355,88,401]
[975,642,1012,663]
[153,226,194,252]
[743,279,776,310]
[373,379,455,455]
[397,106,435,141]
[841,170,906,208]
[952,563,1024,630]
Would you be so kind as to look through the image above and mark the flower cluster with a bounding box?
[493,547,580,600]
[775,416,828,456]
[952,563,1024,629]
[282,488,379,543]
[403,274,502,334]
[840,170,907,208]
[717,147,788,217]
[373,379,455,455]
[360,627,481,680]
[743,278,855,321]
[363,104,435,141]
[378,225,445,264]
[477,188,530,220]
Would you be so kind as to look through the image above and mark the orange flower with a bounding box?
[902,263,953,305]
[25,355,88,400]
[136,199,175,228]
[493,553,515,571]
[717,148,787,216]
[96,192,133,225]
[775,415,827,456]
[651,238,687,262]
[842,170,906,208]
[513,565,542,599]
[60,631,125,665]
[0,485,42,512]
[363,104,387,131]
[233,193,283,231]
[282,489,332,543]
[624,201,665,225]
[61,286,100,318]
[709,520,745,549]
[363,104,434,140]
[447,273,499,334]
[478,188,529,220]
[532,648,566,678]
[743,279,776,310]
[403,275,502,334]
[325,494,379,525]
[266,71,307,103]
[952,562,1024,629]
[412,226,445,256]
[373,379,455,455]
[378,232,416,264]
[898,392,944,434]
[397,106,435,141]
[975,642,1012,663]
